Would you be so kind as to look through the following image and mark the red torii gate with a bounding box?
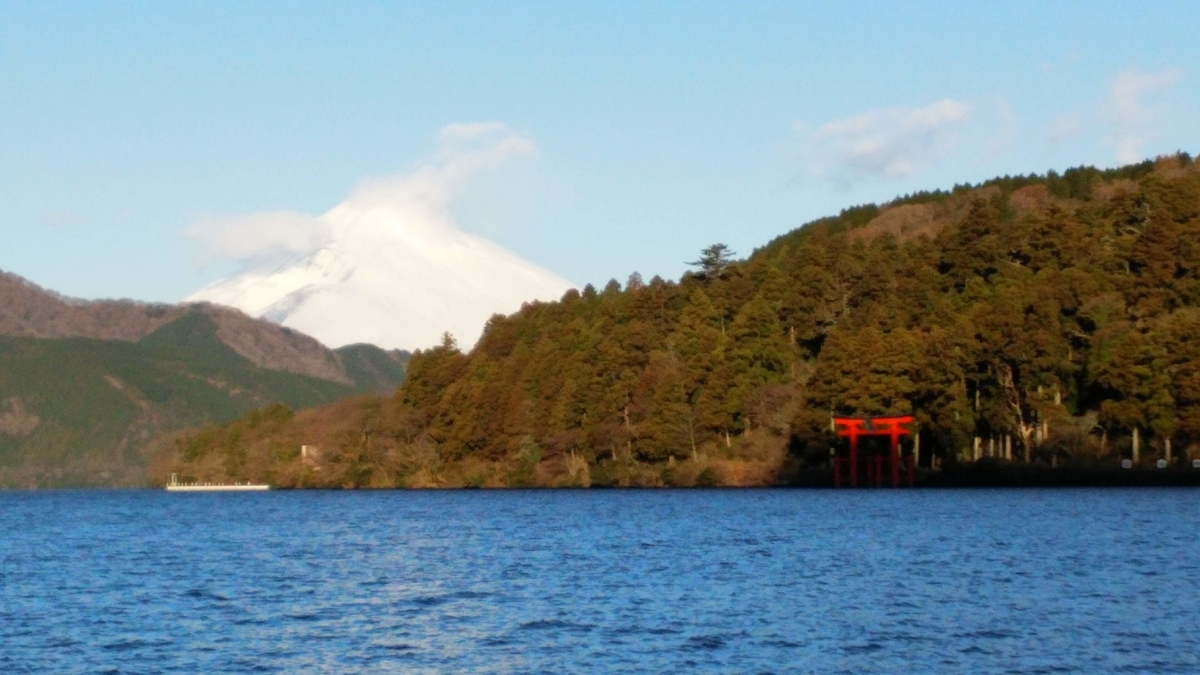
[832,415,915,488]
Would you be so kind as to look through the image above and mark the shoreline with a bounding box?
[917,463,1200,488]
[8,463,1200,490]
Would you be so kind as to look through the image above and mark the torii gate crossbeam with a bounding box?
[832,415,915,488]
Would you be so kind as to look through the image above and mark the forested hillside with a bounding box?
[0,304,410,487]
[159,154,1200,488]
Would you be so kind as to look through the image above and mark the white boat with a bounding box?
[166,473,269,491]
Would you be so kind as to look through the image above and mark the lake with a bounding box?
[2,488,1198,673]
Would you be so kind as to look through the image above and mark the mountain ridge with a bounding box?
[0,269,409,385]
[0,273,411,487]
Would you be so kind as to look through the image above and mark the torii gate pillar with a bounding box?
[832,415,915,488]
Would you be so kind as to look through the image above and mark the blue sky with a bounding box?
[2,1,1197,301]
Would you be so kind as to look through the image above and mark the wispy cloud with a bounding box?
[802,99,970,183]
[183,210,326,265]
[346,122,537,228]
[184,122,537,266]
[1105,68,1183,164]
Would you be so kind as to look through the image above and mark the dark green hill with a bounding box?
[0,311,360,487]
[160,154,1200,489]
[335,343,411,393]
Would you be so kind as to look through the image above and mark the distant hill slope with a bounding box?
[0,274,411,487]
[335,343,411,393]
[0,269,410,390]
[0,311,352,487]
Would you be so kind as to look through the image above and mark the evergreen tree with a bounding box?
[1091,324,1176,442]
[688,243,736,280]
[674,289,729,441]
[634,350,695,461]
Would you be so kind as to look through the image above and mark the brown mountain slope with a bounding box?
[0,272,410,487]
[0,270,182,341]
[0,270,395,384]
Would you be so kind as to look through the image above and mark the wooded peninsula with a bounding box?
[153,155,1200,488]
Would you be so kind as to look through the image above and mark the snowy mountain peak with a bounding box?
[186,123,573,351]
[188,212,571,350]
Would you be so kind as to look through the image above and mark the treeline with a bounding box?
[156,154,1200,488]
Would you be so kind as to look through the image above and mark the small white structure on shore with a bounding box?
[301,445,322,471]
[166,473,269,492]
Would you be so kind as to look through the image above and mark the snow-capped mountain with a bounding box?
[186,197,573,351]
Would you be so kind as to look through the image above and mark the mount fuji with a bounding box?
[186,124,573,351]
[186,202,572,351]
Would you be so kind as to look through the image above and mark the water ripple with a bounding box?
[2,488,1200,673]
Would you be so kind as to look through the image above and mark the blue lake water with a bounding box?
[2,488,1199,674]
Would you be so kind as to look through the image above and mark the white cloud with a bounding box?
[185,122,537,265]
[183,210,328,265]
[1106,68,1184,164]
[346,122,537,227]
[804,99,970,182]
